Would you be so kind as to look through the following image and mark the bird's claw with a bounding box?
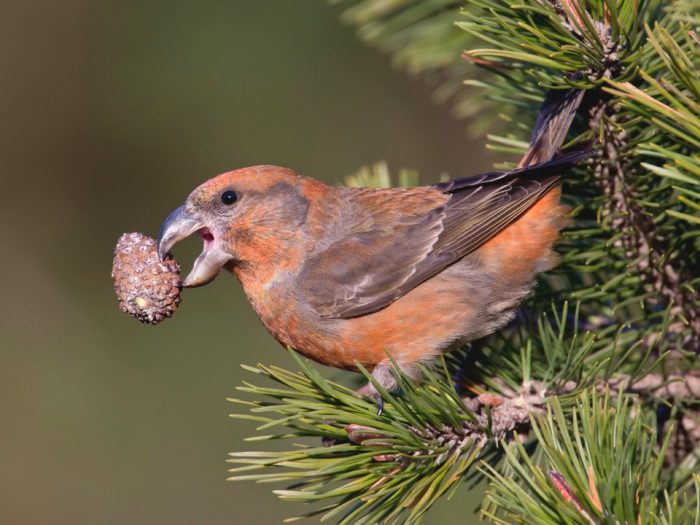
[357,382,385,416]
[374,393,384,416]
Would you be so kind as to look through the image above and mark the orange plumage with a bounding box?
[152,87,588,408]
[156,153,584,400]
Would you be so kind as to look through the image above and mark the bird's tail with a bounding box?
[478,87,589,289]
[518,88,586,168]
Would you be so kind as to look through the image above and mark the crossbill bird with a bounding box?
[156,149,587,407]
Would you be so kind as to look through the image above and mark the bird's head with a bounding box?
[157,165,320,287]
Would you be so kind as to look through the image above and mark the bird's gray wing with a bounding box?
[301,152,585,319]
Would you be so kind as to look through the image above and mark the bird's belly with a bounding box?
[335,259,507,368]
[248,255,538,371]
[242,277,357,370]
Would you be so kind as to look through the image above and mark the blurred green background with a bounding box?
[0,1,489,523]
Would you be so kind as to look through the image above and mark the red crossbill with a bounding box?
[156,150,587,407]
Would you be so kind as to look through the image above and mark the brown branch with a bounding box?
[589,99,700,351]
[343,373,700,468]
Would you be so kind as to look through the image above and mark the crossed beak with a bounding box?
[156,205,230,287]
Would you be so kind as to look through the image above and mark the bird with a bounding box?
[155,87,586,412]
[156,148,588,411]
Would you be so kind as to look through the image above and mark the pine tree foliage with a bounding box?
[457,0,700,351]
[228,1,700,523]
[481,390,699,524]
[327,0,482,127]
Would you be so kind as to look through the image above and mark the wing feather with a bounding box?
[302,153,585,318]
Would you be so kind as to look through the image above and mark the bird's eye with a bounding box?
[221,190,238,205]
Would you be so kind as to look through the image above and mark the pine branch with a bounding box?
[481,389,700,525]
[227,302,696,523]
[605,22,700,348]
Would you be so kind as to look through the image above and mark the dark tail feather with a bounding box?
[435,89,588,193]
[435,149,591,193]
[511,149,592,178]
[518,88,585,168]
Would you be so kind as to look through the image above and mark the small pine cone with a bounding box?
[112,232,182,325]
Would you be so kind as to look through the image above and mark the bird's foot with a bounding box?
[356,363,399,416]
[357,382,384,416]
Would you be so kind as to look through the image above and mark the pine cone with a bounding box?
[112,232,182,324]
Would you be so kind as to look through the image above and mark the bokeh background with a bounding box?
[0,1,490,523]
